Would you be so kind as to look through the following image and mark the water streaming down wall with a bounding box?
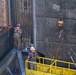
[0,0,33,61]
[34,0,76,62]
[10,0,76,62]
[10,0,33,47]
[0,0,76,62]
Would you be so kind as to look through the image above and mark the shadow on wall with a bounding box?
[37,51,45,57]
[36,51,45,63]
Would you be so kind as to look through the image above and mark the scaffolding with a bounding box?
[25,57,76,75]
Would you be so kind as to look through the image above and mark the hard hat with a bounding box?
[17,23,21,27]
[30,47,35,51]
[58,20,64,27]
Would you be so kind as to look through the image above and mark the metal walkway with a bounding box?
[16,48,30,75]
[17,51,26,75]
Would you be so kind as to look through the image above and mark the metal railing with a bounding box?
[25,57,76,75]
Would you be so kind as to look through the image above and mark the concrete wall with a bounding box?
[10,0,25,26]
[10,0,33,45]
[0,0,3,26]
[35,0,76,62]
[0,0,9,27]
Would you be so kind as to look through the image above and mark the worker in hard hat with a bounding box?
[28,47,39,70]
[14,23,22,50]
[57,18,64,31]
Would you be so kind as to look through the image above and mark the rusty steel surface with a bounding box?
[0,28,14,61]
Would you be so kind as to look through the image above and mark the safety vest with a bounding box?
[16,27,20,30]
[58,20,64,27]
[14,27,21,36]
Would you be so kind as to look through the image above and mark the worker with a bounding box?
[28,47,39,70]
[14,23,22,50]
[58,29,64,41]
[57,18,64,31]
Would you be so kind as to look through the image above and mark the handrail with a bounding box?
[35,56,55,64]
[25,57,76,75]
[25,59,50,73]
[54,60,76,69]
[25,57,76,69]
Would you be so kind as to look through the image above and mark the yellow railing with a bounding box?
[25,57,76,75]
[50,60,76,75]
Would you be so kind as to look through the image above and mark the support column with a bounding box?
[8,0,11,25]
[33,0,36,48]
[6,67,13,75]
